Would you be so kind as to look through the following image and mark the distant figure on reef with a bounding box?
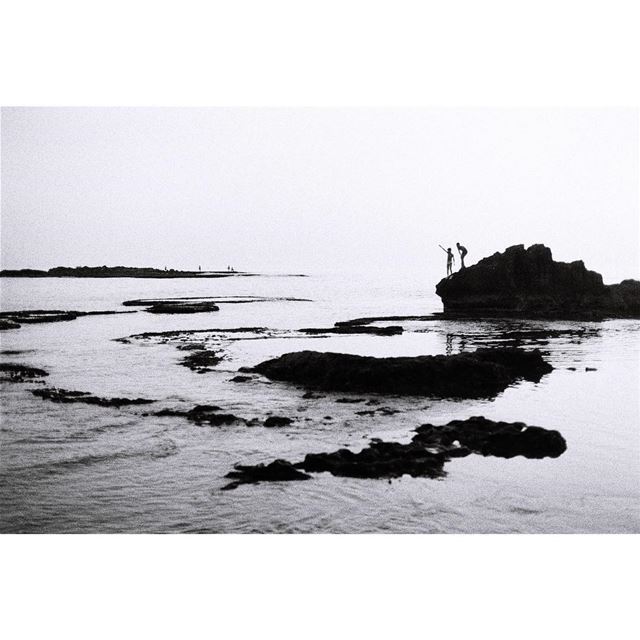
[198,265,201,271]
[439,245,455,276]
[456,242,468,269]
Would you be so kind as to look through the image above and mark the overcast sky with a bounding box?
[1,107,637,282]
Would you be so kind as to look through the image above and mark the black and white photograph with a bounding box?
[2,106,638,534]
[1,2,638,639]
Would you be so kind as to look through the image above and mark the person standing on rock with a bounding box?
[439,245,455,276]
[456,242,468,269]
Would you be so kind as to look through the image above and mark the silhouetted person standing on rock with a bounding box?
[439,245,455,276]
[456,242,468,269]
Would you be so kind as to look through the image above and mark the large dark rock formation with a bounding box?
[222,416,567,489]
[250,347,552,397]
[435,244,640,319]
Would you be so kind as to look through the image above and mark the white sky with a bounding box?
[1,107,638,282]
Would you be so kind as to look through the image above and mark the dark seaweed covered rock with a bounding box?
[300,325,403,336]
[145,301,220,314]
[0,309,130,326]
[250,347,552,397]
[0,319,21,330]
[32,387,154,407]
[221,416,567,489]
[264,416,293,427]
[412,416,567,459]
[435,244,640,319]
[0,363,49,382]
[223,460,311,489]
[155,404,246,426]
[298,441,447,479]
[180,350,222,371]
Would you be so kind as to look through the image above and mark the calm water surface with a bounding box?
[1,271,638,533]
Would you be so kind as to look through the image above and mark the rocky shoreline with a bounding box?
[4,242,637,499]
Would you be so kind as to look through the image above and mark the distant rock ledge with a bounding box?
[436,244,640,320]
[0,266,307,278]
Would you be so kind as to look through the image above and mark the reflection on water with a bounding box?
[1,272,638,533]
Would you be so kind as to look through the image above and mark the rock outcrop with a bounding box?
[435,244,640,319]
[0,363,49,382]
[0,309,132,327]
[250,347,552,397]
[144,301,220,314]
[154,404,248,426]
[222,416,567,489]
[300,325,403,336]
[32,387,154,407]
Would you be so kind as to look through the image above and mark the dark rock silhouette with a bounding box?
[0,363,49,382]
[144,301,219,314]
[122,296,311,307]
[32,387,154,407]
[223,460,311,490]
[0,266,251,278]
[250,347,552,397]
[263,416,294,427]
[435,244,640,319]
[335,314,443,327]
[300,325,403,336]
[179,350,223,371]
[298,441,447,479]
[0,309,133,327]
[222,416,567,489]
[154,404,247,426]
[412,416,567,459]
[0,319,21,330]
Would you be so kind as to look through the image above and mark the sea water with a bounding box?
[1,271,638,533]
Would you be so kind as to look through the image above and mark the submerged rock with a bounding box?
[222,416,567,489]
[180,350,223,371]
[302,391,324,399]
[250,347,552,397]
[230,375,253,383]
[435,244,640,319]
[0,363,49,382]
[32,387,154,407]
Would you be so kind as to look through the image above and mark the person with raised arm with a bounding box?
[439,245,455,277]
